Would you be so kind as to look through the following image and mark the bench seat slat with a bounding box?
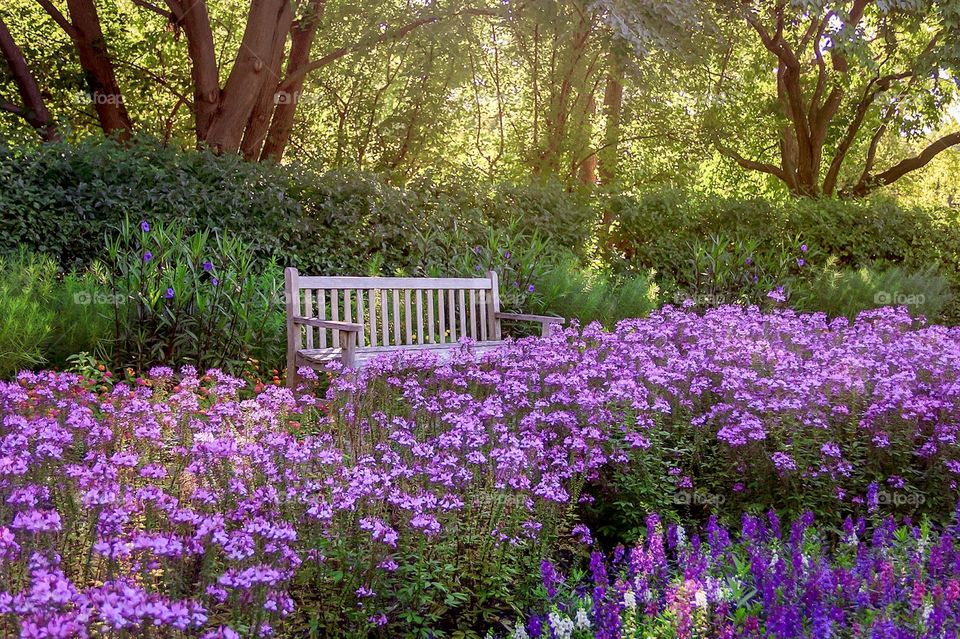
[297,341,506,366]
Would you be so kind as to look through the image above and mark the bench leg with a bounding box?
[340,332,357,369]
[286,353,299,389]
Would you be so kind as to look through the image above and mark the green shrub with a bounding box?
[0,138,299,270]
[530,257,659,328]
[0,252,54,377]
[791,263,953,321]
[0,251,110,376]
[603,188,960,296]
[0,138,591,278]
[104,218,286,372]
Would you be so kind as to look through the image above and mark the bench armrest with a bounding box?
[292,317,364,332]
[494,312,564,337]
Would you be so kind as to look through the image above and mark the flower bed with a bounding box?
[522,511,960,639]
[1,305,959,637]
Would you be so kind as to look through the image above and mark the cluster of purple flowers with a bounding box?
[522,509,960,639]
[1,304,959,636]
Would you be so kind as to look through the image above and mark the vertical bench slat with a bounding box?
[331,289,340,347]
[427,290,435,344]
[458,289,467,340]
[447,289,457,342]
[404,289,412,344]
[438,289,446,343]
[479,289,488,341]
[356,290,366,347]
[380,289,389,346]
[488,271,501,340]
[303,289,314,349]
[416,289,424,344]
[368,288,377,347]
[318,290,327,348]
[344,290,353,348]
[469,290,478,340]
[392,289,401,345]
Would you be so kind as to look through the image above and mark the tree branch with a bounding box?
[34,0,78,40]
[0,15,59,140]
[847,131,960,196]
[714,137,788,182]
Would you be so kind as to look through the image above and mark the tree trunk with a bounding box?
[169,0,220,142]
[65,0,133,138]
[204,0,292,154]
[259,0,326,162]
[598,53,622,186]
[239,1,295,160]
[0,16,58,140]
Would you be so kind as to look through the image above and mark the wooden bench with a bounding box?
[284,268,562,386]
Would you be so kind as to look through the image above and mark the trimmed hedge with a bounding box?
[602,187,960,285]
[0,138,592,275]
[2,138,957,315]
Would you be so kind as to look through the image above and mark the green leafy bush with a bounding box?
[0,139,591,278]
[791,263,953,321]
[0,251,110,376]
[530,257,659,328]
[0,252,54,377]
[603,188,960,293]
[104,218,286,372]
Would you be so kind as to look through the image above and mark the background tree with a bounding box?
[701,0,960,197]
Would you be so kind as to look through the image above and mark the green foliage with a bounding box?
[604,188,960,319]
[0,140,592,277]
[0,252,54,377]
[0,251,111,377]
[0,138,300,270]
[104,218,286,373]
[530,256,659,328]
[791,264,953,321]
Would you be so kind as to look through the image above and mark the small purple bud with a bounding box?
[140,221,150,232]
[164,288,174,299]
[143,251,153,262]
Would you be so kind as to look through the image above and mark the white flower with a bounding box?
[623,590,637,609]
[694,588,708,609]
[512,621,529,639]
[548,611,574,639]
[574,608,591,631]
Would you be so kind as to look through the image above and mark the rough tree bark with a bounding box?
[63,0,133,137]
[260,0,327,162]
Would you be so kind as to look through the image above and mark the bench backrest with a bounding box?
[284,269,503,349]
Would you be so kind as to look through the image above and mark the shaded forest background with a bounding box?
[1,0,959,206]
